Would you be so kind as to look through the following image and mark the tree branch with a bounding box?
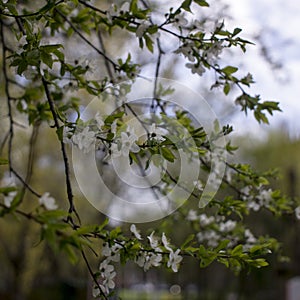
[41,77,79,226]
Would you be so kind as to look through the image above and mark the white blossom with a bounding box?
[112,132,140,157]
[39,192,58,210]
[187,209,198,221]
[174,43,195,62]
[199,214,214,226]
[247,200,260,211]
[99,259,116,294]
[149,123,166,140]
[193,180,203,191]
[4,191,17,207]
[72,126,96,153]
[186,63,205,76]
[147,231,159,249]
[106,2,130,24]
[102,242,123,262]
[162,232,172,251]
[295,206,300,220]
[63,126,73,144]
[95,112,105,129]
[257,189,272,207]
[130,224,142,240]
[92,286,102,298]
[167,249,183,272]
[244,229,257,245]
[145,252,162,269]
[1,173,16,187]
[219,220,236,232]
[102,242,111,257]
[111,120,117,135]
[174,14,188,28]
[135,251,162,271]
[204,41,223,63]
[136,21,151,38]
[20,99,28,110]
[135,253,146,268]
[197,230,220,248]
[16,35,27,54]
[241,186,255,202]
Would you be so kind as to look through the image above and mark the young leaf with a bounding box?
[194,0,209,7]
[160,147,176,162]
[222,66,238,75]
[181,0,192,12]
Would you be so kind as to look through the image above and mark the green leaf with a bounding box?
[231,244,243,256]
[160,147,176,162]
[194,0,209,7]
[222,66,238,75]
[0,158,8,165]
[63,244,78,265]
[252,258,269,268]
[182,234,195,249]
[38,1,56,14]
[144,35,153,53]
[232,28,242,37]
[181,0,192,12]
[56,126,64,141]
[0,187,16,194]
[130,0,138,13]
[223,82,230,95]
[17,60,28,75]
[254,110,269,124]
[41,51,53,68]
[215,239,230,252]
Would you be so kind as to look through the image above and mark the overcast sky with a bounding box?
[223,0,300,139]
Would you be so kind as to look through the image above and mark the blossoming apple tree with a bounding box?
[0,0,298,298]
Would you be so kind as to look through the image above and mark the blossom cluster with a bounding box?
[241,186,274,212]
[0,173,57,210]
[131,224,183,273]
[93,242,123,297]
[186,210,258,249]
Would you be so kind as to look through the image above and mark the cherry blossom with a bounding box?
[111,132,140,157]
[95,112,105,130]
[162,232,172,251]
[186,62,206,76]
[136,21,151,38]
[174,43,195,62]
[130,224,142,240]
[4,191,17,207]
[99,259,116,294]
[167,249,183,272]
[147,231,159,249]
[72,126,96,153]
[219,220,237,232]
[39,192,58,210]
[186,209,198,221]
[135,251,162,271]
[174,14,188,28]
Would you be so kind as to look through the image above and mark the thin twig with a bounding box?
[0,20,14,172]
[10,167,41,197]
[81,250,109,300]
[19,123,40,201]
[0,0,64,18]
[55,8,118,72]
[97,30,114,80]
[42,77,80,225]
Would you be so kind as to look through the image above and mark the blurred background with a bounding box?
[0,0,300,299]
